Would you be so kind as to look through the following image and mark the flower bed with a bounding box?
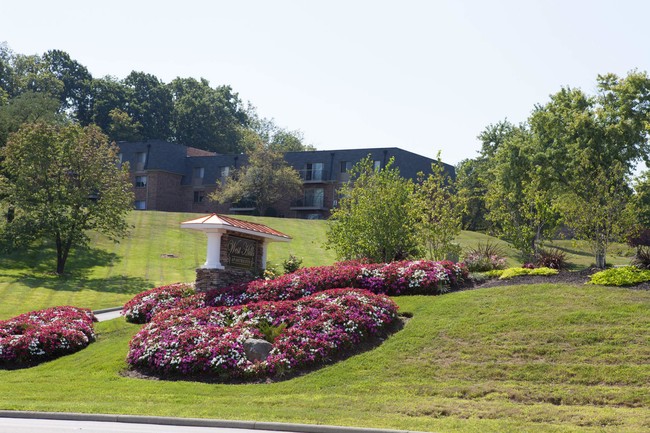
[207,259,468,307]
[126,289,398,380]
[0,306,96,368]
[122,260,467,324]
[122,282,197,324]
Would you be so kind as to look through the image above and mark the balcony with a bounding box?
[298,168,326,183]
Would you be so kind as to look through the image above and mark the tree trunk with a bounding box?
[55,234,72,275]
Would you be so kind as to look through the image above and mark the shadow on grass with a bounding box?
[15,274,151,295]
[0,244,153,295]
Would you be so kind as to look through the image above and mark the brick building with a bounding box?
[117,140,453,219]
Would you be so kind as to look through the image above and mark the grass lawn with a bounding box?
[0,211,338,320]
[0,283,648,432]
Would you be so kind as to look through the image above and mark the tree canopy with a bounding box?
[209,145,303,216]
[0,43,313,154]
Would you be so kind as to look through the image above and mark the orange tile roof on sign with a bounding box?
[181,213,291,240]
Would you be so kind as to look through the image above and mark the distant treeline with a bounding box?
[0,43,311,153]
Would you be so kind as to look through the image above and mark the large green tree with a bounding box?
[209,144,302,216]
[123,71,173,140]
[528,72,650,266]
[485,127,559,259]
[0,123,133,274]
[326,157,420,262]
[169,78,248,153]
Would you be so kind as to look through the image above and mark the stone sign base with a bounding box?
[195,267,257,292]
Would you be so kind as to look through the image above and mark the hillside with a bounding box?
[0,210,635,319]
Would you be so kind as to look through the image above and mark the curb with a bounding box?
[0,411,429,433]
[92,306,123,314]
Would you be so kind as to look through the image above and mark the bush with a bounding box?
[462,241,507,272]
[536,247,568,269]
[589,266,650,286]
[631,245,650,269]
[127,289,398,380]
[282,254,303,274]
[0,306,96,367]
[499,267,558,280]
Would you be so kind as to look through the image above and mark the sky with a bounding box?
[3,0,650,166]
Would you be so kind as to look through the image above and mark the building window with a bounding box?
[219,166,230,185]
[135,176,147,188]
[340,161,352,173]
[117,153,123,168]
[374,160,382,171]
[193,167,204,186]
[193,190,205,203]
[304,188,324,208]
[305,162,324,181]
[135,152,146,171]
[134,200,146,210]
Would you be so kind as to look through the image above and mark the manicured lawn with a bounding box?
[0,283,648,432]
[0,211,337,320]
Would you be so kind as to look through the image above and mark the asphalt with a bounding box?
[0,412,428,433]
[93,306,123,322]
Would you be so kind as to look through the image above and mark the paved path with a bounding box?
[93,307,123,322]
[0,418,279,433]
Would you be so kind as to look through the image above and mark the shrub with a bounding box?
[282,254,303,274]
[499,267,558,280]
[631,245,650,269]
[126,289,398,380]
[121,283,200,324]
[536,247,568,269]
[462,241,507,272]
[0,306,96,367]
[588,266,650,286]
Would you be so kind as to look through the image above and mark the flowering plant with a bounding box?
[0,306,96,367]
[206,260,468,307]
[122,283,199,323]
[127,289,398,380]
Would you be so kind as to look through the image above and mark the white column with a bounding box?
[202,231,225,269]
[261,239,270,269]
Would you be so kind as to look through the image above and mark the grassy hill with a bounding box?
[0,284,648,432]
[0,211,648,431]
[0,211,636,319]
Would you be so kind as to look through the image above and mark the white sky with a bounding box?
[3,0,650,165]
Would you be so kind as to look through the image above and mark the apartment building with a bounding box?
[117,140,453,219]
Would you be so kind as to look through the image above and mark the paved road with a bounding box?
[0,418,280,433]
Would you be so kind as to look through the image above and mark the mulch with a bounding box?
[464,267,650,291]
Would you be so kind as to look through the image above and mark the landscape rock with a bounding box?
[244,338,273,362]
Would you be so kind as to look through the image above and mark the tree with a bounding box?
[43,50,93,124]
[242,113,315,152]
[209,145,302,216]
[123,71,173,140]
[0,91,62,147]
[528,72,650,266]
[411,155,463,261]
[456,120,515,232]
[326,157,420,262]
[169,78,248,153]
[0,123,133,274]
[485,127,559,260]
